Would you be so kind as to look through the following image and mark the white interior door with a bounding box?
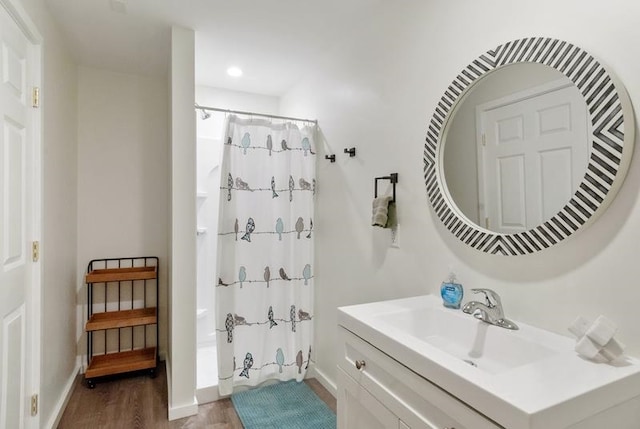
[479,80,588,232]
[0,3,39,428]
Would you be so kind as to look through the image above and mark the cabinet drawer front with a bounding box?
[339,327,503,429]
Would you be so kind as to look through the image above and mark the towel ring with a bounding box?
[374,173,398,202]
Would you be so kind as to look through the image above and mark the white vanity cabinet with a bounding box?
[338,295,640,429]
[337,327,503,429]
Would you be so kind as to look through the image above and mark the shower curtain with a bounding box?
[215,115,316,395]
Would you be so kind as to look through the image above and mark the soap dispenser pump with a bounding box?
[441,272,463,309]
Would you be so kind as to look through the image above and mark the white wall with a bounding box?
[281,0,640,387]
[76,67,169,359]
[196,86,280,125]
[17,0,78,425]
[168,25,198,420]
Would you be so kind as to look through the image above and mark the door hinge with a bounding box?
[485,217,490,229]
[30,394,38,416]
[32,241,39,262]
[32,87,40,108]
[482,133,486,146]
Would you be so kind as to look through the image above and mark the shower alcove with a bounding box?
[195,109,223,400]
[195,86,282,402]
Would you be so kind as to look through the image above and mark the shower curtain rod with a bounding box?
[195,104,318,124]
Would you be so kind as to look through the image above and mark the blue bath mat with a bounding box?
[231,380,336,429]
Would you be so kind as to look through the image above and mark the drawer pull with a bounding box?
[354,360,366,370]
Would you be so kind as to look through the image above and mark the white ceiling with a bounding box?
[43,0,376,96]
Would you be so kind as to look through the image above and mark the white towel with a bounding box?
[372,196,392,227]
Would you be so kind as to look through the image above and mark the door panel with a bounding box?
[496,114,523,143]
[2,39,26,102]
[3,119,25,268]
[1,305,25,429]
[539,148,572,221]
[496,155,526,230]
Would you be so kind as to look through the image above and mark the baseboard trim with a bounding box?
[311,365,336,398]
[165,355,172,413]
[44,361,81,429]
[165,356,198,420]
[168,400,199,421]
[196,384,221,404]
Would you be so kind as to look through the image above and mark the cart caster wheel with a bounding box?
[86,379,96,389]
[149,368,157,378]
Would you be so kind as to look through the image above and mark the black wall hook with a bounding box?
[344,147,356,157]
[325,154,336,163]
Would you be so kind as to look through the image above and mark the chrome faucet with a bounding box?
[462,288,519,330]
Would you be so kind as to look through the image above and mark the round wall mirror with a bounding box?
[424,37,635,255]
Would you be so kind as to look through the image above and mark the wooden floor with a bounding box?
[57,363,336,429]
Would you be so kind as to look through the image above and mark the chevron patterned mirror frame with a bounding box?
[424,37,635,255]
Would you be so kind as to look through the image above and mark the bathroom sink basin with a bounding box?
[376,305,557,374]
[338,294,640,429]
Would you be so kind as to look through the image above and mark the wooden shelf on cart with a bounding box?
[85,266,157,283]
[85,308,157,331]
[85,347,156,379]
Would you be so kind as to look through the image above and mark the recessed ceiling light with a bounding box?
[227,67,243,77]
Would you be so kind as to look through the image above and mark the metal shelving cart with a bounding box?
[84,256,159,388]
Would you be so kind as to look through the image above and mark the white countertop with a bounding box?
[338,294,640,429]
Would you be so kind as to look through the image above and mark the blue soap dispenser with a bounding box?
[441,272,463,309]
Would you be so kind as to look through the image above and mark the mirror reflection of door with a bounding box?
[477,79,589,232]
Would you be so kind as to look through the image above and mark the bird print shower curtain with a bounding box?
[216,115,316,395]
